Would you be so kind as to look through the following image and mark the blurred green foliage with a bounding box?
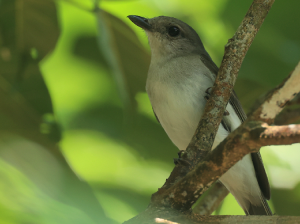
[0,0,300,223]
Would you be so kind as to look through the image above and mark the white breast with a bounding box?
[146,56,217,150]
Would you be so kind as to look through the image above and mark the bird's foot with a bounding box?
[205,87,212,95]
[204,87,212,101]
[174,158,190,166]
[178,150,185,158]
[174,150,190,166]
[223,110,230,116]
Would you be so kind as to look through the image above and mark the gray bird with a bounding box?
[128,15,272,215]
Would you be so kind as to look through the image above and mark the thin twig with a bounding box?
[253,123,300,146]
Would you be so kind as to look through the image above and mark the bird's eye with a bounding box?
[168,26,180,37]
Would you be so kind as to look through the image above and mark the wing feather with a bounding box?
[199,54,271,200]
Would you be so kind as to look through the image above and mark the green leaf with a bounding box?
[0,0,60,60]
[96,10,150,109]
[0,2,112,223]
[0,135,113,224]
[0,0,60,116]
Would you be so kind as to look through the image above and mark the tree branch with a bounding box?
[192,182,228,215]
[150,59,300,210]
[286,92,300,106]
[125,204,300,224]
[153,215,300,224]
[256,123,300,145]
[128,120,300,223]
[150,121,299,214]
[250,61,300,124]
[186,0,275,158]
[125,58,300,223]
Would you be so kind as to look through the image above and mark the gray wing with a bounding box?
[229,90,270,200]
[200,53,270,200]
[228,90,247,122]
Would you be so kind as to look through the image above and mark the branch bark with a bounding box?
[153,215,300,224]
[124,204,300,224]
[192,182,228,216]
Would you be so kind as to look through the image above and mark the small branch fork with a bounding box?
[124,0,300,223]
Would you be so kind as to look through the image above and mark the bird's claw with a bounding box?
[223,110,230,116]
[205,87,212,94]
[174,158,191,166]
[178,150,185,158]
[174,150,190,166]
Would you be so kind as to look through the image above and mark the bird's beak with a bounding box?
[128,15,152,31]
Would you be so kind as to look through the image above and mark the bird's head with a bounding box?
[128,15,205,61]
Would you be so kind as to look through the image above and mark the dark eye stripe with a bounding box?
[168,26,180,37]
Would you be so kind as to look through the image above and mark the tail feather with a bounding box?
[245,194,272,215]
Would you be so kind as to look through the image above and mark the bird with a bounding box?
[128,15,272,215]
